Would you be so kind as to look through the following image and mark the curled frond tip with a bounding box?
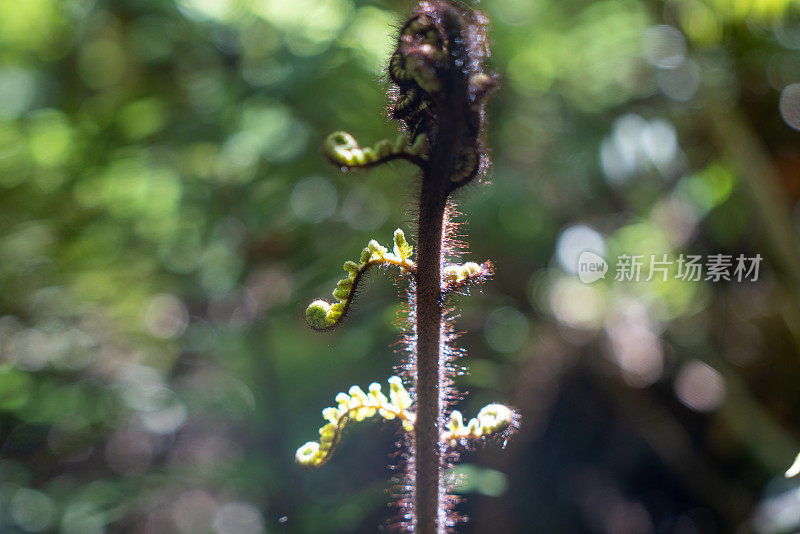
[442,260,493,292]
[323,131,428,170]
[295,376,415,467]
[443,403,519,447]
[305,229,415,330]
[295,384,517,467]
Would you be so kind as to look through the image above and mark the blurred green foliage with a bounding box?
[2,0,800,532]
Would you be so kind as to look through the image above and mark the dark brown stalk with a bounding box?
[414,47,471,532]
[414,181,448,534]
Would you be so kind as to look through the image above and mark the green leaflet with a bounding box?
[305,229,415,330]
[323,131,428,169]
[295,375,516,467]
[296,376,414,467]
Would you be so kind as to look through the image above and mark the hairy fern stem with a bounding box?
[413,186,448,533]
[295,3,518,533]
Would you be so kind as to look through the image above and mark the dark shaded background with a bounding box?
[2,0,800,532]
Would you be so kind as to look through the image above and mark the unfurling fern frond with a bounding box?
[442,403,519,447]
[296,376,414,467]
[295,375,516,468]
[442,260,493,292]
[296,3,515,531]
[305,229,415,330]
[323,131,428,170]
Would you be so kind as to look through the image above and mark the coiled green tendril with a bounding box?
[305,229,415,331]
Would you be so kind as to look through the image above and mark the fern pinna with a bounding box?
[296,2,518,532]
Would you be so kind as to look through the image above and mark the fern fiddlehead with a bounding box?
[305,229,415,331]
[324,131,429,170]
[296,3,513,533]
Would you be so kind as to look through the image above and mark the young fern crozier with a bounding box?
[297,2,517,532]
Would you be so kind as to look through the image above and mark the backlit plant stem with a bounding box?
[295,3,518,533]
[414,183,447,533]
[415,66,471,529]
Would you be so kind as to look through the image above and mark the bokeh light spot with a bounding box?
[290,176,337,223]
[0,68,38,118]
[556,224,606,274]
[144,293,189,339]
[657,59,700,101]
[779,83,800,131]
[342,186,388,231]
[484,306,530,354]
[641,119,678,165]
[674,360,726,412]
[549,277,606,330]
[213,502,264,534]
[10,488,55,532]
[605,299,664,387]
[173,490,217,533]
[642,25,686,69]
